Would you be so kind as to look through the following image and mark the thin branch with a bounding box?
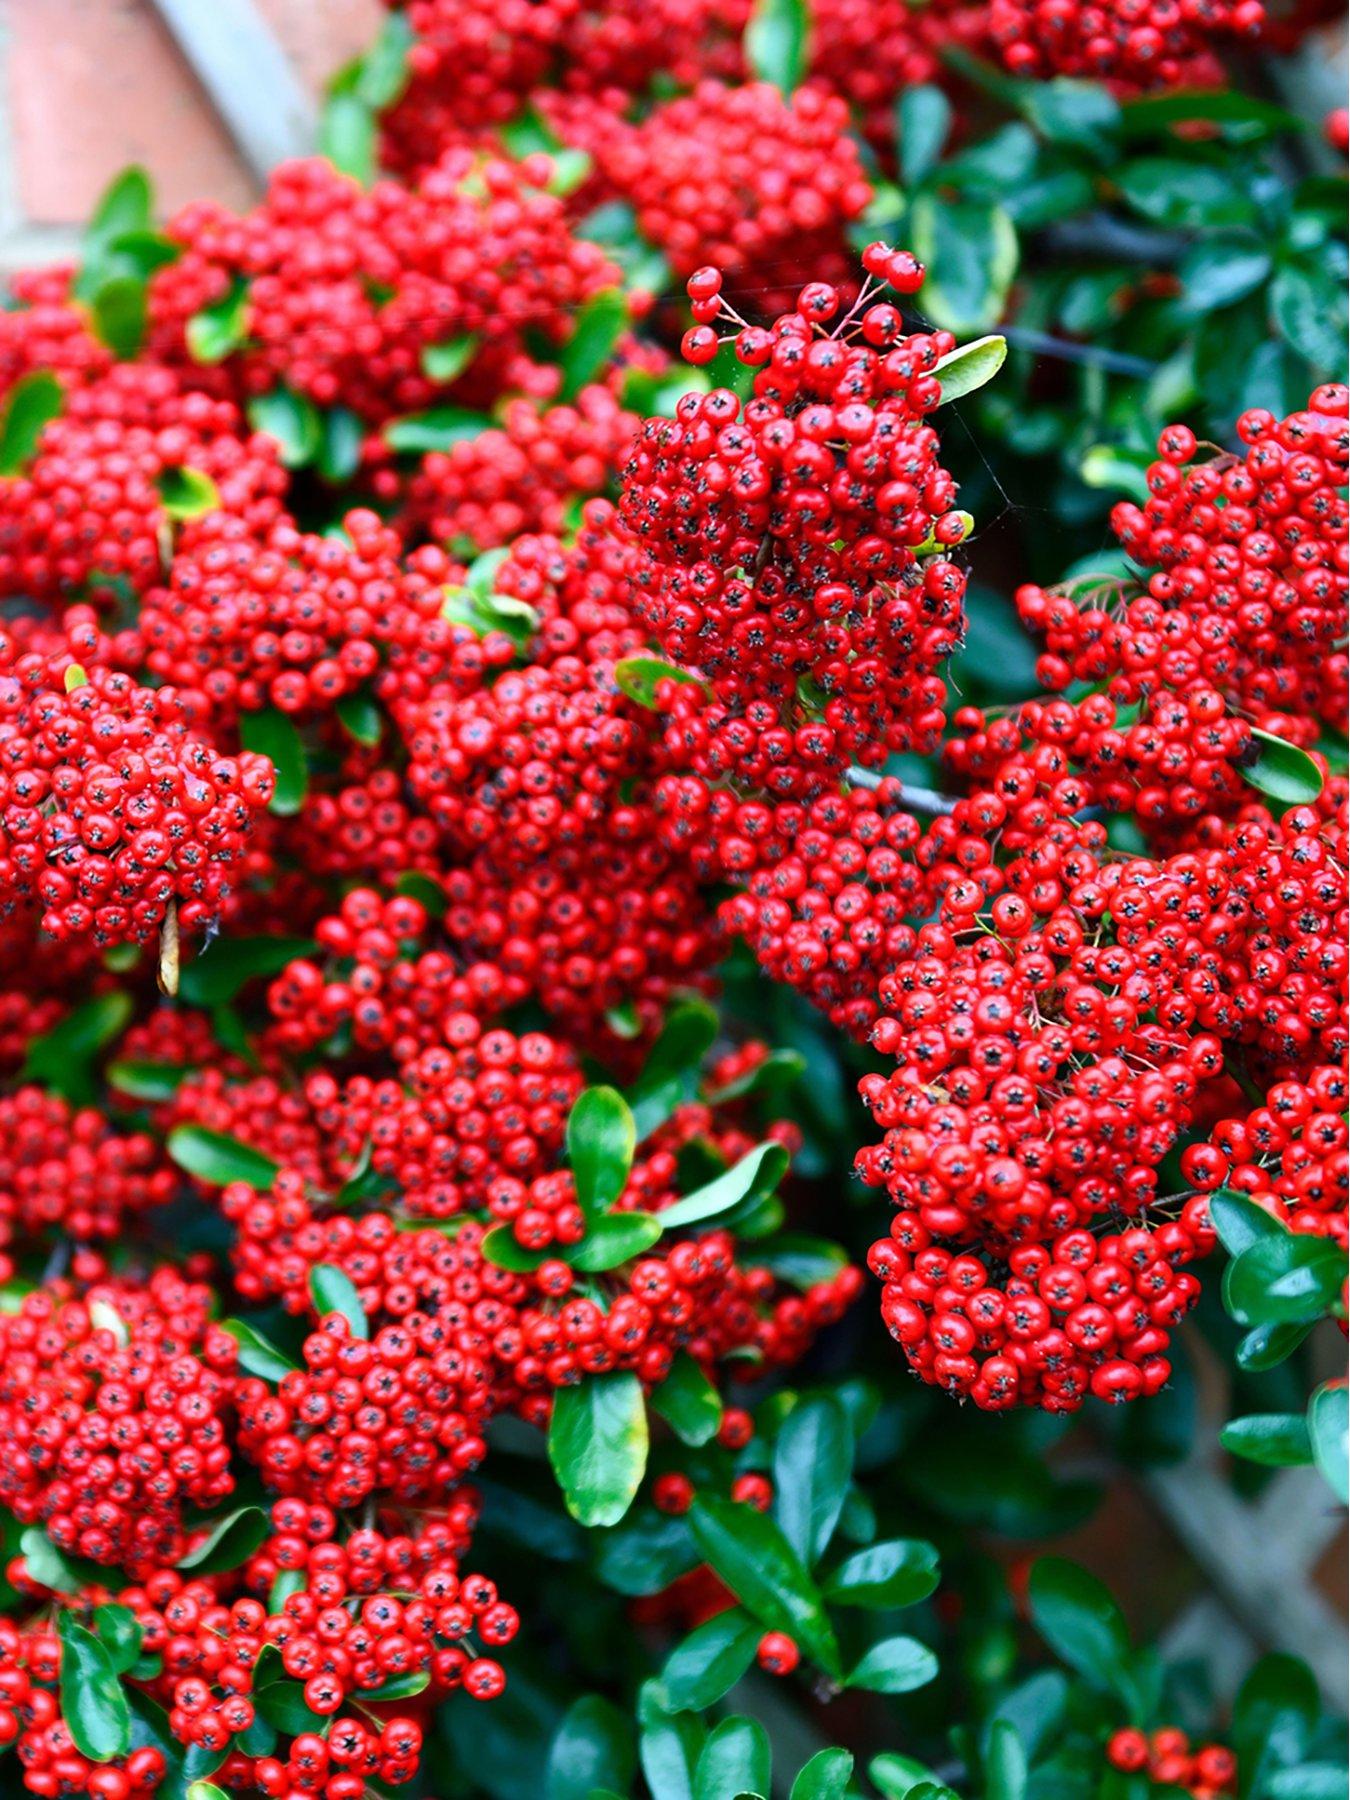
[1002,324,1156,378]
[845,766,959,815]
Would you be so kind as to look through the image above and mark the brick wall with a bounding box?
[0,0,382,270]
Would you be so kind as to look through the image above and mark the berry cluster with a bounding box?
[1108,1726,1238,1797]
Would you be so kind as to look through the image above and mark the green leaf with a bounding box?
[823,1538,940,1609]
[221,1318,299,1383]
[844,1635,939,1694]
[774,1393,852,1566]
[1027,1559,1136,1708]
[704,1048,805,1105]
[19,1526,107,1595]
[744,0,809,96]
[92,1604,144,1676]
[57,1610,132,1762]
[1241,728,1325,807]
[870,1754,945,1800]
[252,1645,327,1736]
[178,934,314,1007]
[1266,1764,1350,1800]
[168,1125,279,1190]
[317,405,364,483]
[1015,78,1119,155]
[1233,1654,1318,1799]
[240,707,308,815]
[186,280,250,363]
[613,656,709,708]
[81,167,153,271]
[359,1671,431,1702]
[156,465,221,520]
[561,289,628,400]
[629,1000,719,1138]
[248,387,323,468]
[320,89,377,186]
[1224,1235,1346,1327]
[910,194,1018,334]
[1236,1319,1312,1372]
[1308,1383,1349,1504]
[1219,1413,1313,1468]
[694,1716,771,1800]
[480,1225,550,1273]
[547,1694,636,1800]
[651,1352,723,1446]
[660,1142,789,1231]
[688,1495,840,1678]
[658,1610,759,1712]
[1120,88,1303,137]
[128,1690,230,1799]
[90,275,146,358]
[570,1211,664,1272]
[0,370,63,474]
[385,406,495,452]
[335,689,383,746]
[1210,1190,1287,1259]
[421,334,481,384]
[640,1703,705,1800]
[354,10,414,107]
[985,1720,1028,1800]
[549,1372,649,1527]
[896,84,951,187]
[1081,445,1153,505]
[20,990,132,1102]
[1116,158,1256,230]
[567,1086,636,1219]
[789,1748,854,1800]
[746,1233,848,1290]
[592,1506,698,1596]
[309,1264,370,1339]
[177,1505,269,1574]
[932,334,1007,404]
[1177,242,1272,316]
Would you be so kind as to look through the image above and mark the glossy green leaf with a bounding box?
[481,1225,550,1273]
[335,688,383,746]
[178,934,314,1007]
[359,1671,431,1702]
[156,465,221,520]
[789,1748,854,1800]
[1116,158,1256,230]
[570,1211,664,1272]
[320,88,377,185]
[21,990,132,1102]
[1210,1189,1287,1258]
[58,1610,132,1762]
[844,1635,939,1694]
[19,1527,107,1595]
[92,1604,144,1676]
[309,1264,370,1339]
[561,289,628,400]
[695,1715,771,1800]
[823,1538,940,1609]
[240,706,308,815]
[1233,1654,1318,1800]
[354,10,414,106]
[985,1720,1028,1800]
[549,1371,649,1527]
[422,334,481,383]
[567,1086,636,1219]
[629,999,719,1139]
[744,0,809,96]
[0,370,63,474]
[613,655,710,708]
[167,1125,279,1190]
[1241,729,1325,807]
[660,1142,790,1231]
[385,406,495,452]
[1121,88,1301,136]
[1236,1318,1313,1372]
[650,1351,723,1447]
[221,1318,299,1383]
[1219,1412,1313,1468]
[253,1645,327,1736]
[658,1609,759,1712]
[933,334,1007,404]
[773,1393,852,1566]
[547,1693,636,1800]
[910,193,1018,334]
[746,1233,848,1290]
[897,84,951,187]
[186,280,250,363]
[89,276,145,359]
[1028,1560,1138,1710]
[1308,1383,1349,1504]
[1015,78,1120,154]
[688,1495,840,1678]
[1225,1235,1346,1327]
[248,386,323,467]
[177,1505,270,1573]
